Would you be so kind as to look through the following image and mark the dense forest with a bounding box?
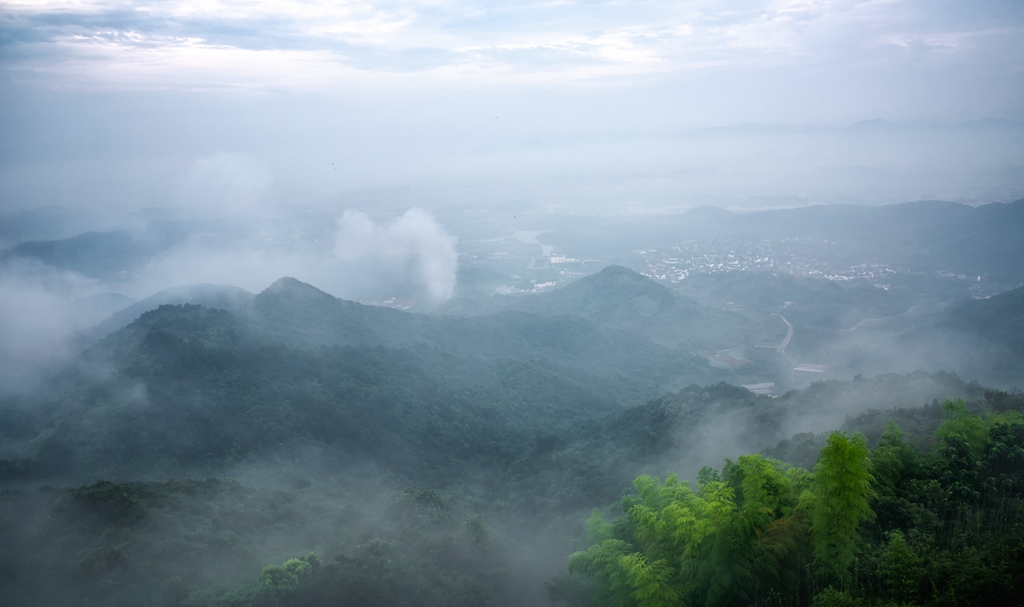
[564,399,1024,607]
[2,268,1023,606]
[4,388,1022,606]
[3,0,1024,595]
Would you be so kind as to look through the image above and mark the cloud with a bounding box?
[0,261,90,392]
[335,208,458,301]
[179,153,273,215]
[103,207,459,304]
[0,205,459,391]
[2,0,1020,92]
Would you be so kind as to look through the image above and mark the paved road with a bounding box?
[774,313,794,355]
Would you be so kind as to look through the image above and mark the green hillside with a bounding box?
[443,266,758,350]
[242,276,720,390]
[2,270,1023,607]
[1,278,724,485]
[75,283,254,346]
[942,285,1024,356]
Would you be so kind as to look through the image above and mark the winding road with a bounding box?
[774,313,794,355]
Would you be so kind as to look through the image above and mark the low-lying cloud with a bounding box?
[179,153,273,216]
[0,262,90,392]
[0,206,459,393]
[335,208,458,301]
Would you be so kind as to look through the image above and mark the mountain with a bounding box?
[0,206,97,245]
[3,304,606,483]
[941,285,1024,356]
[0,276,725,485]
[1,272,1021,607]
[785,283,1024,388]
[732,199,1024,279]
[2,366,1011,607]
[75,283,254,346]
[242,276,421,347]
[2,231,147,278]
[242,276,720,389]
[544,199,1024,282]
[441,266,757,350]
[877,285,1024,383]
[923,285,1024,379]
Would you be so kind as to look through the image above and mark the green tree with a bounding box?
[257,553,319,606]
[568,474,739,607]
[877,530,922,602]
[569,462,807,607]
[935,399,988,459]
[811,586,861,607]
[807,431,875,581]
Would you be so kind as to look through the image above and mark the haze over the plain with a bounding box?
[5,3,1024,605]
[1,0,1023,213]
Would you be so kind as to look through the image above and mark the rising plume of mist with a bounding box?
[0,265,82,392]
[0,259,125,392]
[131,207,459,302]
[335,208,458,301]
[0,205,459,392]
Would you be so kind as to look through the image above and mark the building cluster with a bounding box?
[636,239,902,284]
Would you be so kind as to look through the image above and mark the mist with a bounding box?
[2,1,1024,606]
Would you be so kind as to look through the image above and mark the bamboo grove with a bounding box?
[564,400,1024,607]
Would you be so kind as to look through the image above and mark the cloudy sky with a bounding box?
[0,0,1022,389]
[1,0,1023,212]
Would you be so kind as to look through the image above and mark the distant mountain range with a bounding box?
[4,199,1023,283]
[441,265,763,350]
[1,271,1005,493]
[1,264,1022,607]
[941,285,1024,356]
[547,198,1024,281]
[74,283,254,347]
[0,273,728,485]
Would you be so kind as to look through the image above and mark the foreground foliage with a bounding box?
[563,400,1024,607]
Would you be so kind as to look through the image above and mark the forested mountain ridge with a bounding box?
[441,265,765,350]
[0,275,724,486]
[1,309,620,484]
[2,268,1023,607]
[940,285,1024,356]
[75,283,254,347]
[2,368,1020,607]
[820,284,1024,387]
[2,231,147,279]
[239,275,721,385]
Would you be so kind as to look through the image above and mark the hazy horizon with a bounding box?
[2,0,1023,215]
[4,3,1024,603]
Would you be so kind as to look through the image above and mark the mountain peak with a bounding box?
[593,265,644,279]
[582,265,671,292]
[257,277,338,303]
[545,265,681,316]
[263,276,324,293]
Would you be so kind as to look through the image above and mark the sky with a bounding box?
[2,0,1022,102]
[0,0,1022,390]
[1,0,1023,214]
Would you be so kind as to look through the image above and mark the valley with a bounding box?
[1,200,1023,606]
